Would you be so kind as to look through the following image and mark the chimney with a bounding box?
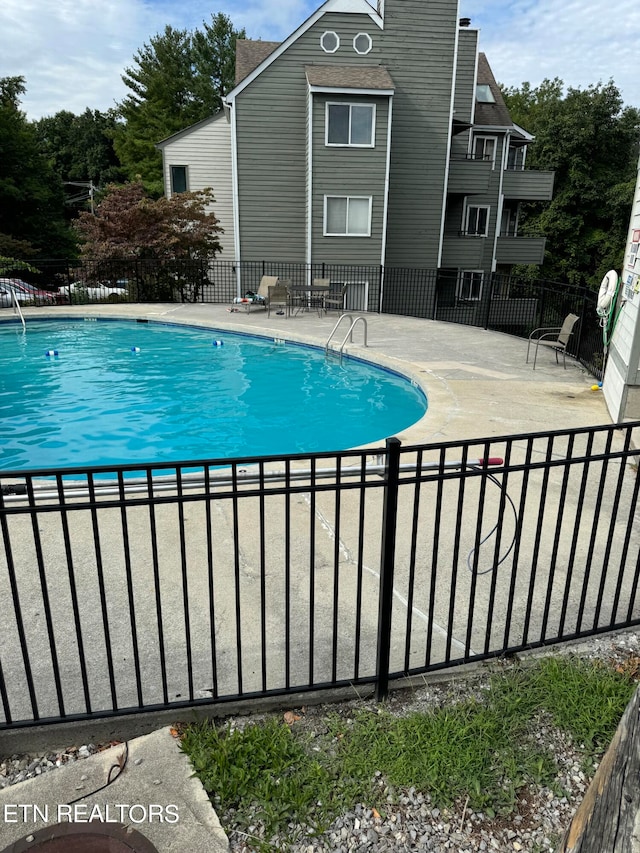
[459,17,471,26]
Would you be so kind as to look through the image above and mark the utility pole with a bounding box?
[64,180,96,213]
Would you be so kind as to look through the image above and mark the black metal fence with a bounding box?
[11,258,604,378]
[1,422,639,729]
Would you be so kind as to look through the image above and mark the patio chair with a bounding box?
[233,275,278,312]
[526,313,580,369]
[267,283,291,317]
[323,283,347,313]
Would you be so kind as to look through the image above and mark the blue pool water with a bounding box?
[0,319,427,471]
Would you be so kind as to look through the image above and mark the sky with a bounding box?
[1,0,639,121]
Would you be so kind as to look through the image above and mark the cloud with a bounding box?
[1,0,638,120]
[465,0,639,106]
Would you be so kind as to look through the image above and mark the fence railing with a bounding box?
[13,258,605,377]
[1,421,638,729]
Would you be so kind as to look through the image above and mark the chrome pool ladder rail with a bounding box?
[11,289,25,331]
[325,314,367,359]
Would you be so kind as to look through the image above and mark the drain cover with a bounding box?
[1,821,160,853]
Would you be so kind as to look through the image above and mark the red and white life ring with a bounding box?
[597,270,618,316]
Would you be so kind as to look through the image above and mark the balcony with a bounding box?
[496,235,546,265]
[447,156,492,195]
[502,169,554,201]
[441,234,487,267]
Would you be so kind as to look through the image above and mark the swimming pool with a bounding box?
[0,319,427,472]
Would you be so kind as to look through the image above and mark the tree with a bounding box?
[74,181,222,259]
[0,77,76,258]
[34,109,125,192]
[114,14,245,193]
[502,80,640,288]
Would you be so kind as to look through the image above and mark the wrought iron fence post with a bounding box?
[375,436,401,701]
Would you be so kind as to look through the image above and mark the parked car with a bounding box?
[0,279,59,307]
[59,281,128,302]
[0,278,65,305]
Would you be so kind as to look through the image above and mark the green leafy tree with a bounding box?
[114,14,245,193]
[34,109,125,191]
[502,79,640,287]
[0,77,76,258]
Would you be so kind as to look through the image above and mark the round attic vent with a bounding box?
[0,822,160,853]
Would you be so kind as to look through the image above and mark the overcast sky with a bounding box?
[1,0,638,121]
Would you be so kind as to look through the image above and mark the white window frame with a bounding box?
[325,102,376,147]
[323,195,372,237]
[320,31,340,53]
[353,32,372,54]
[472,135,498,167]
[465,204,490,237]
[457,270,484,302]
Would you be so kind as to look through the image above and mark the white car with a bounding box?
[59,281,128,301]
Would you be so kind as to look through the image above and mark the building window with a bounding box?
[465,205,490,236]
[473,135,497,164]
[170,166,188,193]
[500,206,518,237]
[320,31,340,53]
[507,144,526,170]
[457,271,484,301]
[353,33,372,54]
[324,196,372,236]
[476,84,495,103]
[326,103,375,146]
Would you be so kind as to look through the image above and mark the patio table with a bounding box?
[288,284,331,316]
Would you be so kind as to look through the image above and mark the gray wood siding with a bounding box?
[382,0,458,267]
[161,115,235,260]
[311,93,388,265]
[235,11,383,262]
[450,28,477,159]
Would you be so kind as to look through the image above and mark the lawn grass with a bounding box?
[180,655,636,850]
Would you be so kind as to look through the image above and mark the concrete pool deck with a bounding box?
[0,304,637,853]
[6,301,615,443]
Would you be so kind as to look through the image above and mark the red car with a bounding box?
[0,278,68,305]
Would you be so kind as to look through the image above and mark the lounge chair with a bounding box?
[234,275,278,312]
[526,313,580,369]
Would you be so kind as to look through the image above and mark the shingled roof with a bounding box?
[235,39,281,85]
[474,53,513,127]
[305,65,394,90]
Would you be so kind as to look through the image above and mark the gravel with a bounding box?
[2,630,639,853]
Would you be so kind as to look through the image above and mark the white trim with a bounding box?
[470,46,479,126]
[306,89,313,270]
[169,164,188,194]
[472,134,498,168]
[457,269,484,301]
[320,30,340,53]
[438,0,460,268]
[325,101,376,147]
[226,0,383,102]
[229,103,241,294]
[353,32,372,54]
[465,203,491,237]
[308,85,394,96]
[491,129,510,272]
[323,195,372,236]
[380,94,393,274]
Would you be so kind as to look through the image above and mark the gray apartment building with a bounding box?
[158,0,554,308]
